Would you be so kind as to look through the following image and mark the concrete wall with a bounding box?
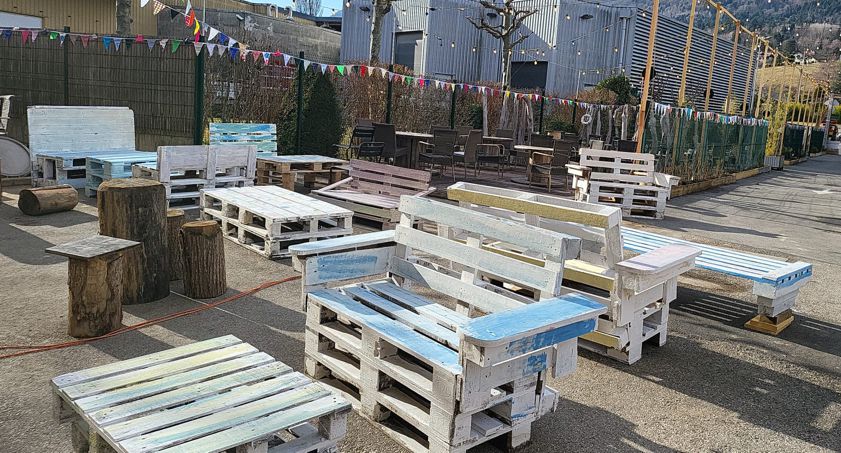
[158,8,341,63]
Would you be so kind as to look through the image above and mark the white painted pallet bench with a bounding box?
[566,148,679,219]
[132,145,256,210]
[311,160,434,230]
[622,227,812,334]
[51,335,351,453]
[447,182,700,364]
[290,196,605,452]
[85,151,157,197]
[210,123,278,158]
[28,106,138,187]
[201,185,353,259]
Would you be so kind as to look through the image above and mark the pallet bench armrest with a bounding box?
[614,244,700,292]
[565,163,589,177]
[654,172,680,189]
[316,176,354,193]
[415,187,436,197]
[290,230,396,272]
[458,293,605,367]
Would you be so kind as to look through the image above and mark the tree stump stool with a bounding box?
[46,236,140,338]
[166,209,186,281]
[97,178,169,304]
[181,221,226,299]
[19,185,79,216]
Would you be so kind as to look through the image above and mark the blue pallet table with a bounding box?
[210,123,278,157]
[34,150,141,189]
[85,151,157,197]
[622,227,812,334]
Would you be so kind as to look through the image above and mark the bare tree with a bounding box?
[370,0,393,64]
[467,0,537,88]
[116,0,132,35]
[296,0,323,16]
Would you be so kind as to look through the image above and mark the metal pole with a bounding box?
[385,64,393,123]
[449,80,457,129]
[296,51,305,153]
[538,88,546,134]
[63,26,70,106]
[635,0,660,153]
[193,34,205,145]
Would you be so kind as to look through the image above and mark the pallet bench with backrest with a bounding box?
[566,148,679,219]
[447,182,700,364]
[289,196,605,453]
[52,335,351,453]
[622,227,812,335]
[310,159,433,229]
[28,106,139,188]
[132,144,256,210]
[210,122,278,158]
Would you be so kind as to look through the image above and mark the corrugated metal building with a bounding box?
[341,0,756,113]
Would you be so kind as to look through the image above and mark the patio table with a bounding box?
[396,131,433,168]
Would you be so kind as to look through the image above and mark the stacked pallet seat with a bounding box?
[210,123,278,158]
[447,182,700,364]
[289,196,605,453]
[566,148,680,219]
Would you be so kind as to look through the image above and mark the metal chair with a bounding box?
[617,139,637,152]
[419,128,458,177]
[334,122,377,159]
[530,133,555,148]
[370,123,409,164]
[456,125,472,148]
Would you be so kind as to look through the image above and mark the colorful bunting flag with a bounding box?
[194,42,203,55]
[141,0,150,6]
[153,1,166,15]
[114,37,122,51]
[103,36,112,50]
[147,38,157,49]
[208,27,219,42]
[171,39,181,53]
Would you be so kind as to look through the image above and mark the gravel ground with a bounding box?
[1,156,839,452]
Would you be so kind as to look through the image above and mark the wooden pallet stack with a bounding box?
[290,197,605,452]
[566,149,679,219]
[256,155,347,190]
[201,185,353,258]
[210,123,278,158]
[132,145,256,210]
[447,182,700,364]
[84,151,156,196]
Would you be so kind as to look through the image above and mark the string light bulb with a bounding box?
[345,0,351,7]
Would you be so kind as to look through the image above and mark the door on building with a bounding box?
[510,61,548,90]
[394,31,423,70]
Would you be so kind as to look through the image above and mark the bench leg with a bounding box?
[745,310,795,336]
[745,284,801,335]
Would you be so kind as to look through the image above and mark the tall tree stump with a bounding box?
[97,179,169,304]
[181,221,226,299]
[19,185,78,216]
[166,209,186,281]
[46,236,140,338]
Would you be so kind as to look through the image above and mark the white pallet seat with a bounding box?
[447,182,700,364]
[565,148,679,219]
[290,196,605,452]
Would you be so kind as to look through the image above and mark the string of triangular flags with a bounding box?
[651,102,769,127]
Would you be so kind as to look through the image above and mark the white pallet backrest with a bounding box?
[157,145,256,184]
[27,106,136,164]
[348,159,431,196]
[578,148,655,184]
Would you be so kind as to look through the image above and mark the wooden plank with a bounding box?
[46,236,139,260]
[350,159,431,182]
[303,247,394,286]
[27,106,136,156]
[290,231,395,256]
[615,244,700,275]
[363,281,470,331]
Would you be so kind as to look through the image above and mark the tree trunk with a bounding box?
[116,0,133,36]
[166,209,186,281]
[501,33,512,89]
[18,185,78,216]
[67,254,124,338]
[370,0,392,63]
[98,179,169,304]
[181,221,226,299]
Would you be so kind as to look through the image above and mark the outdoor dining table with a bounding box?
[513,144,554,165]
[396,131,433,169]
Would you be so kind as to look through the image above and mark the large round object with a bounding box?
[0,136,31,176]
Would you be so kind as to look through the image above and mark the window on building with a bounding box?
[0,12,43,28]
[511,61,548,90]
[394,31,422,70]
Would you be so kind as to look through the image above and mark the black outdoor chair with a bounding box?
[419,128,458,177]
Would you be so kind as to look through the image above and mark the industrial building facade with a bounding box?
[341,0,757,113]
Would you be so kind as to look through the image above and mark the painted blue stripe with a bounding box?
[506,319,596,356]
[210,123,276,134]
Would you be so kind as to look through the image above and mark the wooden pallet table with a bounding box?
[85,151,157,197]
[201,185,353,259]
[622,227,812,335]
[290,197,605,452]
[28,106,137,187]
[52,335,351,453]
[210,123,278,158]
[256,155,347,190]
[447,182,701,364]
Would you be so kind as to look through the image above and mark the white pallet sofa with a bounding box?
[447,182,700,364]
[566,148,679,219]
[289,196,605,452]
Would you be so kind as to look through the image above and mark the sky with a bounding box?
[266,0,344,16]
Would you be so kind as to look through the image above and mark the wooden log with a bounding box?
[18,185,78,216]
[166,209,186,281]
[97,178,169,304]
[66,254,124,338]
[181,220,226,299]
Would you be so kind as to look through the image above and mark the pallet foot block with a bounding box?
[98,178,170,304]
[46,236,140,338]
[290,197,605,452]
[51,336,351,453]
[745,310,795,335]
[446,182,701,365]
[181,220,226,299]
[622,227,812,335]
[201,185,353,259]
[566,149,678,219]
[18,184,78,216]
[311,159,434,230]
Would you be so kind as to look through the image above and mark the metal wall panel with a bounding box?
[0,0,117,34]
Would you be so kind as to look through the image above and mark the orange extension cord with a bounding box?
[0,275,300,360]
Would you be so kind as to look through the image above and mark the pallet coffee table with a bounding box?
[52,335,351,453]
[256,155,347,190]
[200,185,354,258]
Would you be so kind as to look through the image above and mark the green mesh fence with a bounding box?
[782,125,807,160]
[641,110,768,182]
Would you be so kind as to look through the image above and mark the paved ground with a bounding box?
[1,156,839,452]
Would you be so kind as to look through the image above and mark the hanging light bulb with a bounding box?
[345,0,351,7]
[451,41,455,48]
[472,46,476,52]
[565,14,571,20]
[534,60,538,65]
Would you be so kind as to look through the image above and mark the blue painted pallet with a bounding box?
[622,227,812,290]
[210,123,278,154]
[85,151,156,197]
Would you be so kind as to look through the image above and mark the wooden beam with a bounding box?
[760,49,777,118]
[742,33,757,116]
[703,4,722,112]
[677,0,697,105]
[635,0,660,154]
[724,22,740,113]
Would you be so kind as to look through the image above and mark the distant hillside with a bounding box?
[657,0,841,61]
